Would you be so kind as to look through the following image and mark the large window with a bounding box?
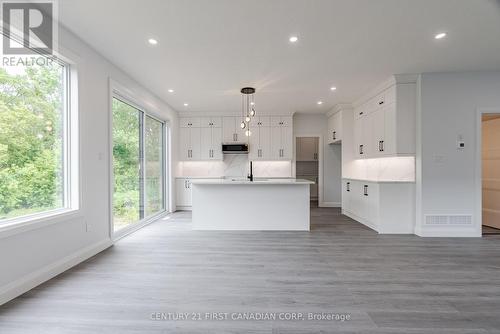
[0,59,70,224]
[112,96,165,232]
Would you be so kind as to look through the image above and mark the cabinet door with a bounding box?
[334,112,342,142]
[327,115,335,144]
[222,117,236,142]
[179,127,190,160]
[211,117,222,128]
[281,126,293,160]
[383,103,397,155]
[236,119,247,142]
[372,108,385,156]
[270,126,282,159]
[353,117,364,158]
[257,116,270,127]
[249,127,260,160]
[200,127,212,160]
[280,116,293,127]
[270,116,282,127]
[176,179,191,206]
[211,127,223,160]
[259,126,271,160]
[190,127,201,160]
[342,180,351,212]
[363,112,375,157]
[199,117,212,128]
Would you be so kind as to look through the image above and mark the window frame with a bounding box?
[110,88,168,240]
[0,54,80,235]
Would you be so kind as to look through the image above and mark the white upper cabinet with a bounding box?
[200,127,222,160]
[180,115,292,161]
[223,116,246,143]
[327,111,343,144]
[352,81,416,159]
[179,126,201,160]
[180,117,221,161]
[270,121,292,160]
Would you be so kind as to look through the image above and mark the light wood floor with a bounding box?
[2,207,500,333]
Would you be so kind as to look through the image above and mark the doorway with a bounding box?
[296,137,319,206]
[481,113,500,235]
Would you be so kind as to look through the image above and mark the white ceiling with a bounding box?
[59,0,500,114]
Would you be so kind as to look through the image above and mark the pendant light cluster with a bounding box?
[240,87,256,136]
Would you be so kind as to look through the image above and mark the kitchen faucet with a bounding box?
[248,161,254,182]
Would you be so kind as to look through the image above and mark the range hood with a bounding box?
[222,143,248,154]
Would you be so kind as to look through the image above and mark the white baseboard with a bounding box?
[0,238,112,306]
[415,227,481,238]
[319,202,341,208]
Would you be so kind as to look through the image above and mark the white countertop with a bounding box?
[343,177,415,184]
[191,178,314,185]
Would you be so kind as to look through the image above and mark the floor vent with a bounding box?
[425,215,473,226]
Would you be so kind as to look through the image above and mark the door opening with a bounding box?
[481,113,500,235]
[296,137,319,207]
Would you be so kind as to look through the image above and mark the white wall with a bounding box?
[417,71,500,237]
[293,113,342,206]
[0,25,178,304]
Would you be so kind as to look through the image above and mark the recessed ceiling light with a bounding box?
[330,86,337,91]
[289,36,298,43]
[148,38,158,45]
[168,89,174,93]
[183,103,189,107]
[434,32,447,40]
[317,101,323,105]
[250,102,255,105]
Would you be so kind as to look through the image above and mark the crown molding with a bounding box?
[326,103,353,117]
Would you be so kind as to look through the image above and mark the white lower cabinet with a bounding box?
[176,178,193,209]
[342,179,414,234]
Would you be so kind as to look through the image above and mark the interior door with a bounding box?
[482,116,500,229]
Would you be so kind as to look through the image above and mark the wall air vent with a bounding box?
[424,215,473,226]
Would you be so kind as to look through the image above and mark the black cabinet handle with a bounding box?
[346,182,350,192]
[364,185,368,196]
[380,141,384,152]
[379,101,384,105]
[359,112,363,115]
[359,145,364,155]
[333,131,336,140]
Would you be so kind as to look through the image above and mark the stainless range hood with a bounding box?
[222,143,248,154]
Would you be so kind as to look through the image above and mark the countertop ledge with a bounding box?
[191,178,314,185]
[343,177,415,184]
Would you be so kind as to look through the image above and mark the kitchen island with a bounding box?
[191,179,314,230]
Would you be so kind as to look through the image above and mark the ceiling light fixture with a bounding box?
[168,89,174,93]
[434,32,447,40]
[240,87,257,133]
[289,36,298,43]
[148,38,158,45]
[330,86,337,91]
[317,101,323,105]
[183,103,188,107]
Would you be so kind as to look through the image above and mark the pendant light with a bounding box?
[240,87,256,135]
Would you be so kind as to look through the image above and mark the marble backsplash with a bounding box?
[344,156,415,182]
[178,155,293,178]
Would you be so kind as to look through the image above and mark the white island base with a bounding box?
[191,179,313,231]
